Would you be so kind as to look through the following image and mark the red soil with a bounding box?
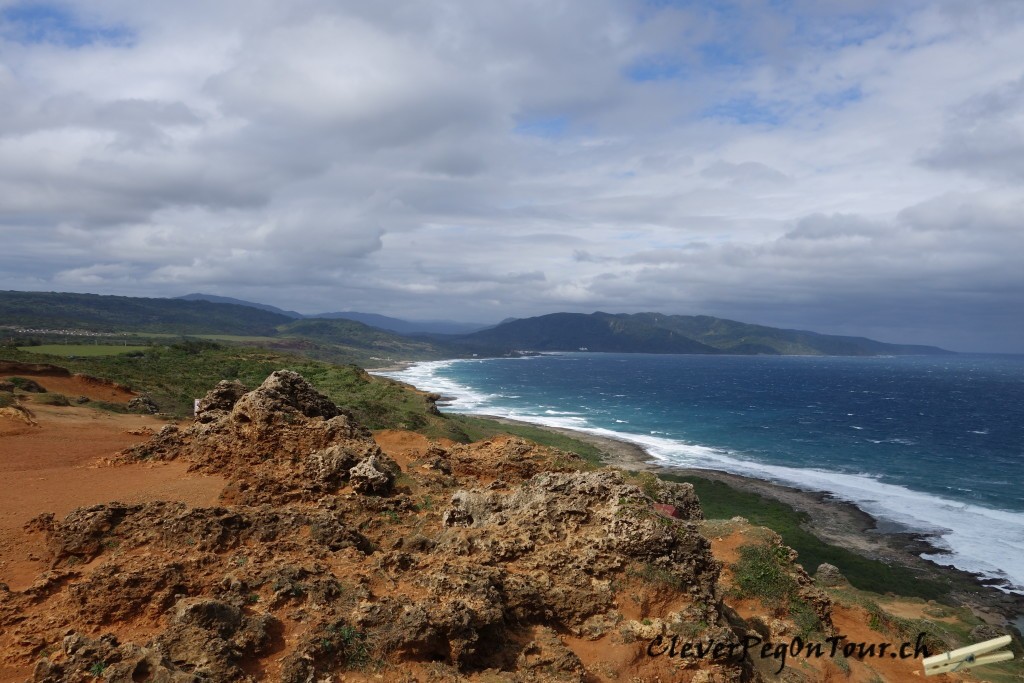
[0,391,226,683]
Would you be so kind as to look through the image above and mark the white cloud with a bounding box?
[0,0,1022,350]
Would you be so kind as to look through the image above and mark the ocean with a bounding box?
[379,353,1024,593]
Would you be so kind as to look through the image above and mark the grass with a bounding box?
[442,414,604,466]
[33,393,70,406]
[828,587,1024,683]
[1,343,441,423]
[663,473,952,602]
[0,342,990,620]
[18,344,151,357]
[731,543,824,635]
[0,345,612,464]
[732,544,799,608]
[0,392,14,408]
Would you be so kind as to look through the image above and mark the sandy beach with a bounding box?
[475,413,1024,626]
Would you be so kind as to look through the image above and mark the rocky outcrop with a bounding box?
[119,370,390,505]
[1,371,779,682]
[815,562,848,587]
[126,395,159,414]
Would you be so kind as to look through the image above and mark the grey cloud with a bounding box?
[921,76,1024,182]
[784,213,885,240]
[436,270,546,285]
[702,160,791,185]
[0,1,1022,351]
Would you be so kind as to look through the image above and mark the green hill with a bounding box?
[450,312,721,354]
[0,291,952,359]
[276,318,449,360]
[0,290,292,335]
[0,290,452,365]
[454,312,951,356]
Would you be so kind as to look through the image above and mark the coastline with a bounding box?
[473,412,1024,625]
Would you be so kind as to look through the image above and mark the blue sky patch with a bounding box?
[816,85,863,110]
[514,116,569,138]
[1,3,132,47]
[702,95,784,127]
[625,55,685,82]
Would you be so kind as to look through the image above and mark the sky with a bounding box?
[0,1,1022,352]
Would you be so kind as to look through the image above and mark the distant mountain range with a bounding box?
[178,293,488,335]
[449,312,950,356]
[0,290,952,359]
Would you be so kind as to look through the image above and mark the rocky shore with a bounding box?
[476,414,1024,630]
[2,370,1017,681]
[0,371,784,681]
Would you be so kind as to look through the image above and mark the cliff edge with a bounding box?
[0,371,835,682]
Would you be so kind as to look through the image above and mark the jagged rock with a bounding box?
[3,372,775,683]
[304,443,362,488]
[232,370,339,423]
[815,562,847,587]
[970,623,1006,642]
[153,598,280,680]
[0,380,14,392]
[44,504,130,565]
[32,633,200,683]
[516,626,586,681]
[127,395,159,414]
[117,371,384,503]
[120,424,183,461]
[279,619,369,683]
[349,454,395,494]
[194,379,246,421]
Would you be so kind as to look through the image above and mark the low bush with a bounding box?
[34,393,70,406]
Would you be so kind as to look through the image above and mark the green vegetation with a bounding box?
[0,346,610,472]
[19,344,151,357]
[731,544,824,635]
[33,393,70,406]
[318,622,371,668]
[0,291,454,365]
[0,393,15,408]
[664,473,952,601]
[0,290,292,335]
[0,343,446,425]
[441,414,604,466]
[276,318,447,360]
[828,587,1024,683]
[0,290,952,359]
[732,544,799,608]
[454,311,950,356]
[5,376,41,391]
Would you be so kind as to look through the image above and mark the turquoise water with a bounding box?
[381,353,1024,593]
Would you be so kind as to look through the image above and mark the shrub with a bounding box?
[34,393,70,406]
[732,544,798,608]
[732,543,825,633]
[7,376,46,392]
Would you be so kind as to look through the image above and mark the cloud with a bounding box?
[0,0,1022,350]
[920,76,1024,183]
[702,160,791,185]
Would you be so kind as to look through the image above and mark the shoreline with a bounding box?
[473,412,1024,626]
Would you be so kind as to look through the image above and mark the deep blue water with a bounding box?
[381,353,1024,592]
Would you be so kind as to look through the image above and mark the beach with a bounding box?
[475,413,1024,627]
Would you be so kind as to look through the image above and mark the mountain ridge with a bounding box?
[178,292,489,335]
[0,290,953,357]
[451,311,952,356]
